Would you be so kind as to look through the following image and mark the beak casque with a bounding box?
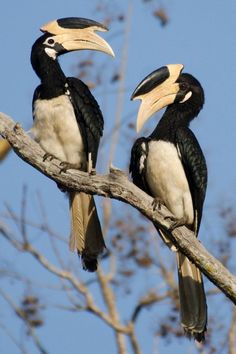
[131,64,184,132]
[40,17,115,57]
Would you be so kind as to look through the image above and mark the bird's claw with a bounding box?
[59,161,82,173]
[152,198,162,211]
[59,162,73,173]
[43,153,55,162]
[164,216,185,231]
[89,168,97,176]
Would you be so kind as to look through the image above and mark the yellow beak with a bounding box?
[41,18,115,57]
[132,64,184,132]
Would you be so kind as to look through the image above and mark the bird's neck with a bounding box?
[34,55,67,99]
[150,105,195,141]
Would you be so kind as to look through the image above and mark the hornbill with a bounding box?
[129,64,207,341]
[31,17,114,271]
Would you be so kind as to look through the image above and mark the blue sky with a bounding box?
[1,0,236,353]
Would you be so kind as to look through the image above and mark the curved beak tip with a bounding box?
[109,48,115,58]
[136,119,143,133]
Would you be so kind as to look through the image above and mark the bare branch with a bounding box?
[107,2,132,164]
[228,307,236,354]
[0,289,47,354]
[0,322,29,354]
[128,323,143,354]
[0,218,131,335]
[131,291,171,322]
[1,113,236,305]
[97,266,128,354]
[20,185,28,244]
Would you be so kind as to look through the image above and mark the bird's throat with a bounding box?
[35,54,67,99]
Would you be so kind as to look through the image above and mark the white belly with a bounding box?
[31,95,86,165]
[146,140,194,225]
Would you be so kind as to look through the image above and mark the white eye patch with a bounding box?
[45,47,57,59]
[43,37,55,47]
[179,91,192,103]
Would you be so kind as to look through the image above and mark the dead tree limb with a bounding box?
[1,112,236,305]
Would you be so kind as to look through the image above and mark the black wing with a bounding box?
[32,85,41,115]
[176,127,207,235]
[129,137,152,195]
[67,77,104,168]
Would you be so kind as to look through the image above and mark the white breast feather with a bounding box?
[146,140,194,225]
[31,95,86,165]
[139,142,147,173]
[139,155,145,173]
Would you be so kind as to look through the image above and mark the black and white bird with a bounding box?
[31,17,114,271]
[129,64,207,341]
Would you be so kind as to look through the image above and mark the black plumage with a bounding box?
[67,77,104,167]
[130,65,207,341]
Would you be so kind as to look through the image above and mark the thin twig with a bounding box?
[0,289,48,354]
[128,323,143,354]
[228,307,236,354]
[20,185,28,244]
[0,321,29,354]
[97,266,128,354]
[131,291,170,322]
[107,3,132,165]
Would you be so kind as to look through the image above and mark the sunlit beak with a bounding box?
[41,17,115,57]
[131,64,184,132]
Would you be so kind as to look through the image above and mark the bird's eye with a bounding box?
[180,83,188,91]
[45,38,55,46]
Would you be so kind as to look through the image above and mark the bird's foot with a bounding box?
[43,152,56,162]
[164,216,185,231]
[59,161,82,173]
[89,168,97,176]
[152,197,163,211]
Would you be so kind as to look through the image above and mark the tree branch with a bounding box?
[96,266,128,354]
[0,289,48,354]
[228,307,236,354]
[0,219,131,335]
[1,112,236,304]
[131,291,171,322]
